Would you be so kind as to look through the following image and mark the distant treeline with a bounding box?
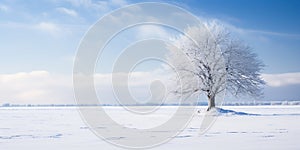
[1,101,300,107]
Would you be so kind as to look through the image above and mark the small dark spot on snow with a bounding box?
[262,135,275,138]
[80,126,89,129]
[227,131,238,134]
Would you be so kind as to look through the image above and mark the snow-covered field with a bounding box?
[1,106,300,150]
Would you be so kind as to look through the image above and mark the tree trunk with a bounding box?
[207,95,215,111]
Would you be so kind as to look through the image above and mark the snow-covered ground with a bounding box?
[0,106,300,150]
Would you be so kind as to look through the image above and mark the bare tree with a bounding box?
[167,21,265,111]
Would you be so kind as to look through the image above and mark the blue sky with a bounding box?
[182,0,300,74]
[0,0,299,104]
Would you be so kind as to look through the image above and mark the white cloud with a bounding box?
[64,0,92,7]
[136,25,171,40]
[35,22,61,35]
[94,70,170,87]
[93,70,172,105]
[0,70,171,105]
[56,7,78,17]
[0,71,73,104]
[2,70,299,105]
[64,0,128,11]
[262,72,300,87]
[0,4,9,12]
[110,0,128,7]
[223,21,300,39]
[4,69,299,105]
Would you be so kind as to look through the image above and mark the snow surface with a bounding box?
[0,106,300,150]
